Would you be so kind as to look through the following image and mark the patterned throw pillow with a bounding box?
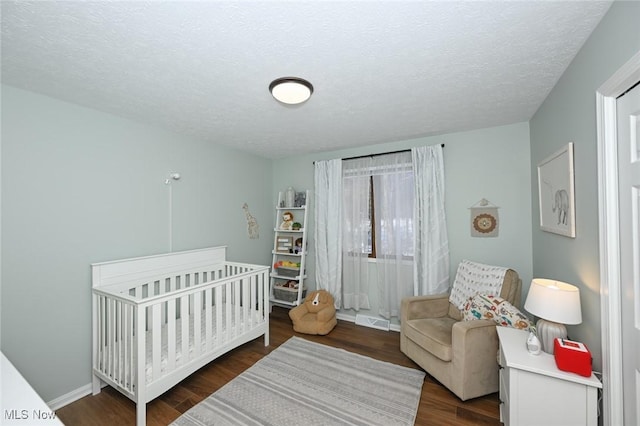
[462,294,532,331]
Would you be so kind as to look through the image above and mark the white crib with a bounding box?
[91,246,270,426]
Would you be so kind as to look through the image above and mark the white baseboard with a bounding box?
[48,382,106,411]
[336,311,357,323]
[336,312,400,332]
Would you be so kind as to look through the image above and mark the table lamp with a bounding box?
[524,278,582,354]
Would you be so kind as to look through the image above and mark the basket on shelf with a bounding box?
[276,267,300,278]
[273,282,306,302]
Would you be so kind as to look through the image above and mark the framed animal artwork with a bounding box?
[537,142,576,238]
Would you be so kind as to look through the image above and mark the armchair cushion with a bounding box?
[404,317,456,361]
[403,293,450,320]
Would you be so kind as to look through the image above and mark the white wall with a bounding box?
[0,85,273,402]
[273,122,533,325]
[529,1,640,372]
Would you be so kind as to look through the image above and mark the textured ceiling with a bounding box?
[1,1,613,159]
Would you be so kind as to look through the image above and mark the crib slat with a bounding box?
[255,272,260,318]
[116,301,122,385]
[121,301,127,386]
[258,272,264,324]
[180,295,189,364]
[263,270,270,346]
[193,292,201,358]
[125,303,133,393]
[250,274,256,328]
[173,276,181,319]
[242,277,249,333]
[135,306,146,423]
[105,298,110,378]
[225,283,232,342]
[259,271,265,318]
[123,302,131,389]
[145,284,152,334]
[215,285,222,347]
[205,289,213,352]
[152,304,161,381]
[98,296,105,376]
[108,299,115,379]
[250,273,256,325]
[233,280,240,338]
[167,299,176,372]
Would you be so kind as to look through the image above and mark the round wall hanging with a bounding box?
[470,199,499,238]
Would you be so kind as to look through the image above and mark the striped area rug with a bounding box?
[171,336,425,426]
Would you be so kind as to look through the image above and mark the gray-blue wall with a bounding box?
[273,122,533,326]
[1,85,273,401]
[530,0,640,371]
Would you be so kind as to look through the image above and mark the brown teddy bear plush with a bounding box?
[288,290,337,335]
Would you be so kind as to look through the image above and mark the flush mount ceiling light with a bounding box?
[269,77,314,105]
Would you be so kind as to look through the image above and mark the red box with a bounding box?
[553,338,592,377]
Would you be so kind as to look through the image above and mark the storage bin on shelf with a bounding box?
[276,266,300,278]
[273,281,306,302]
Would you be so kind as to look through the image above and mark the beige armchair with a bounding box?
[400,268,522,401]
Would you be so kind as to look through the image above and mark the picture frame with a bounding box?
[294,191,306,207]
[537,142,576,238]
[276,236,294,253]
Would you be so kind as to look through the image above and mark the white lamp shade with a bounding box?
[524,278,582,325]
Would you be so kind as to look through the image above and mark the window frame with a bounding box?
[368,175,377,259]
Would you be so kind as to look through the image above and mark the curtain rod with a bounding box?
[314,144,445,164]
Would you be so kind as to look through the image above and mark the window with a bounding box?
[315,145,448,317]
[343,153,414,259]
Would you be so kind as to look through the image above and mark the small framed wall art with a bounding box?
[470,198,499,237]
[537,142,576,238]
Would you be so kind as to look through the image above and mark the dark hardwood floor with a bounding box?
[56,307,501,425]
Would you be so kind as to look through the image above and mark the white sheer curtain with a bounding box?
[342,157,373,311]
[373,152,415,319]
[315,146,448,314]
[314,159,343,308]
[412,145,450,296]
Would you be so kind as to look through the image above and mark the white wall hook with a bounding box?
[165,172,181,185]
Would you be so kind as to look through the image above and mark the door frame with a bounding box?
[596,50,640,426]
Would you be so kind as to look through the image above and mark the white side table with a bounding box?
[497,327,602,426]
